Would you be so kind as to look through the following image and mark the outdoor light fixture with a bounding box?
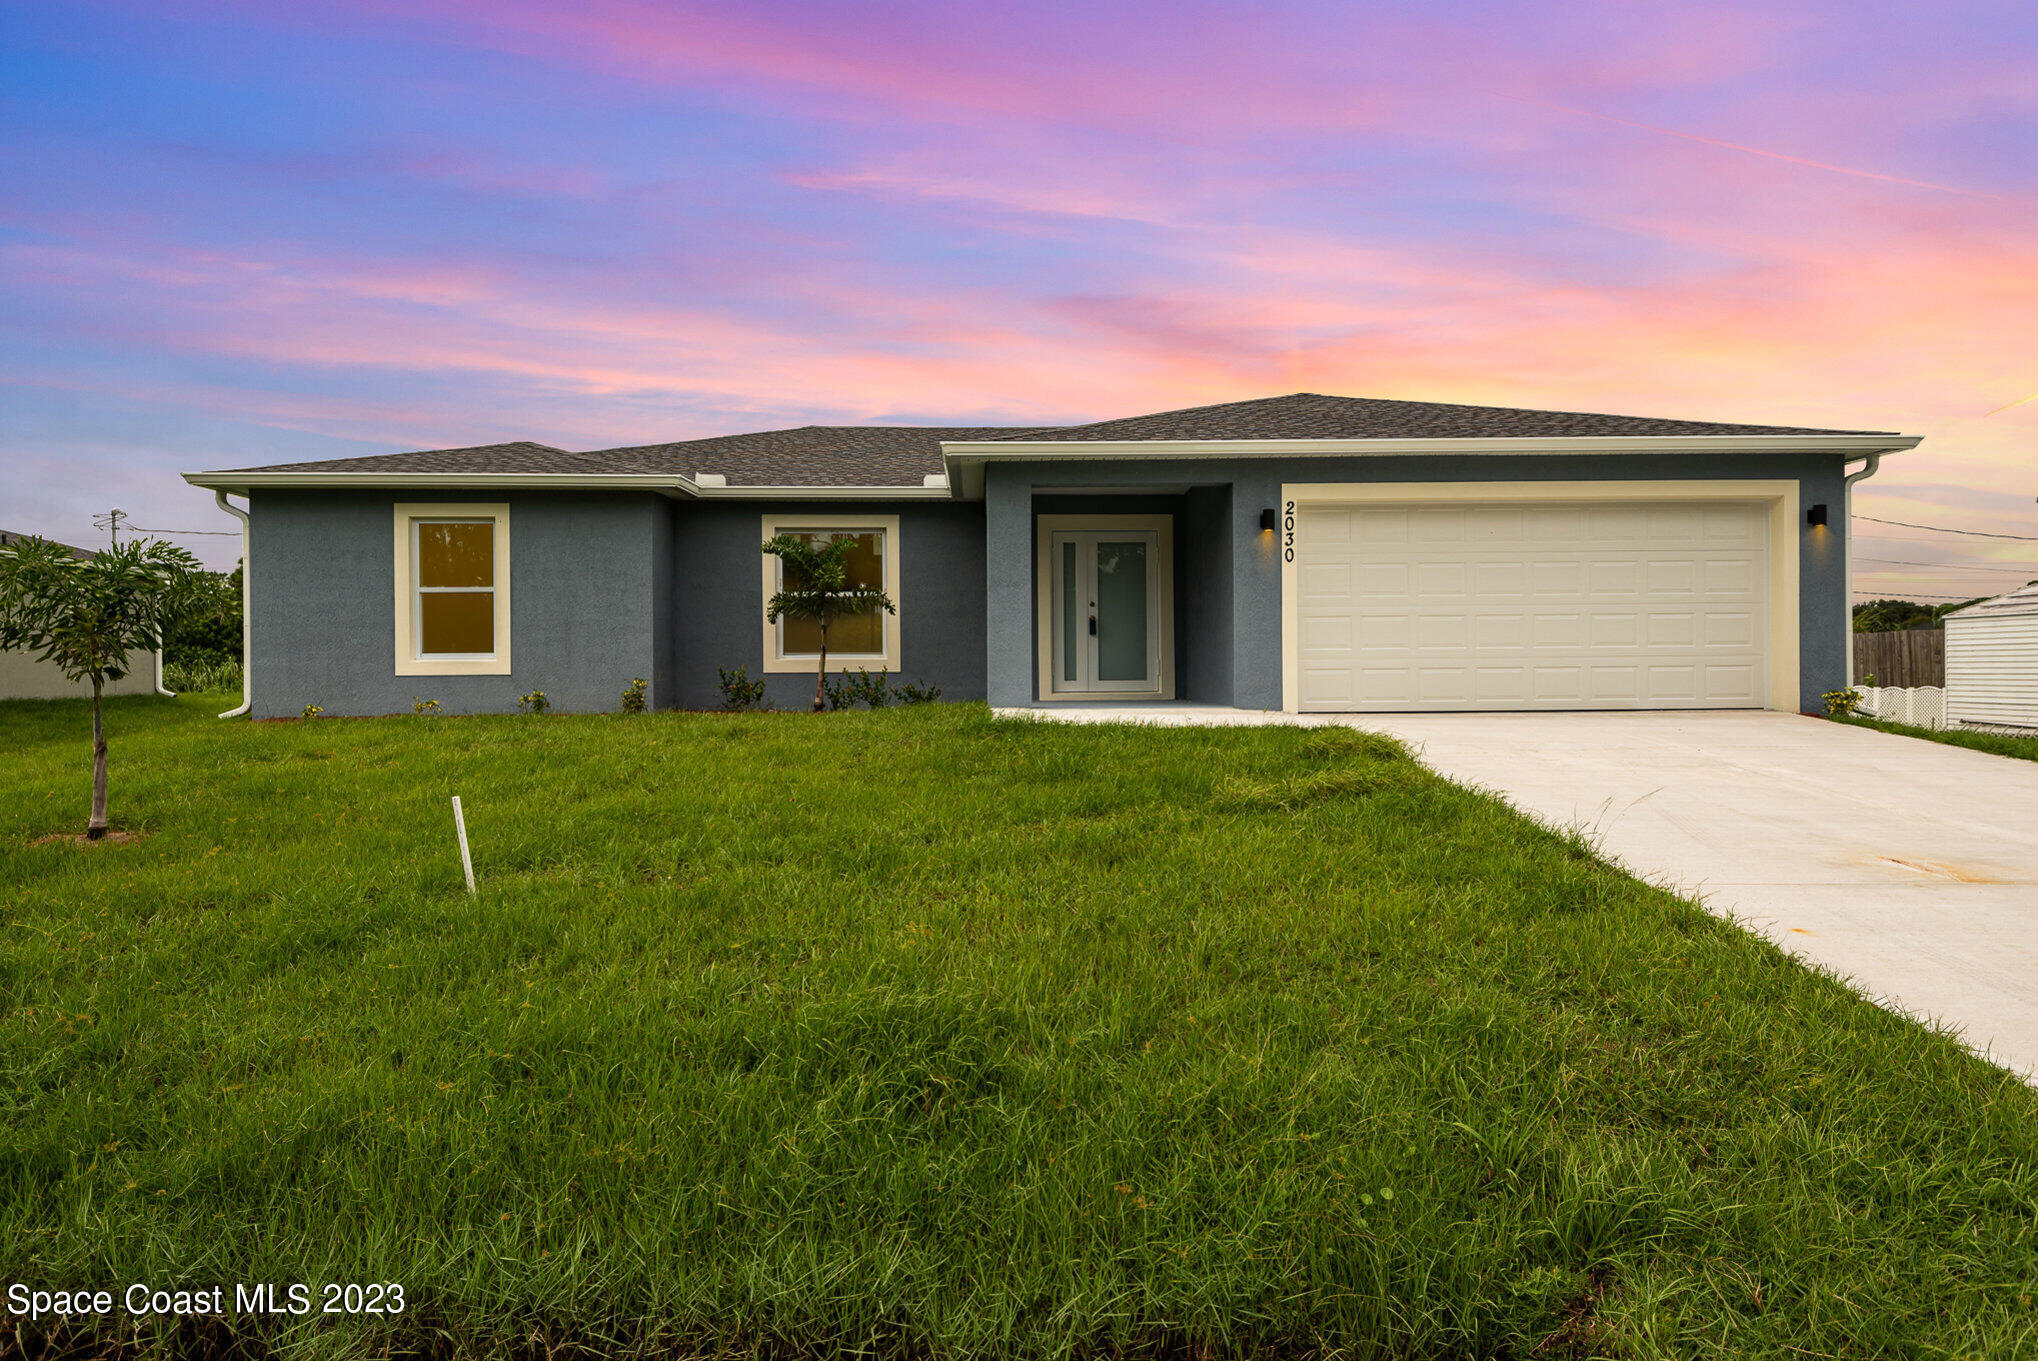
[1807,503,1829,527]
[1260,508,1279,532]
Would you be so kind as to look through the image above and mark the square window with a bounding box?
[761,516,901,673]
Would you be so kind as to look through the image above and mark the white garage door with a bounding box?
[1295,500,1769,712]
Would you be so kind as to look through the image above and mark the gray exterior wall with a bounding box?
[249,490,668,718]
[250,491,987,717]
[665,499,986,709]
[988,452,1852,713]
[247,450,1853,719]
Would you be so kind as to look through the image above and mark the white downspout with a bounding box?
[154,649,174,696]
[213,490,252,718]
[1842,452,1883,685]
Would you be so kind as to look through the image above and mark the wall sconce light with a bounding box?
[1806,503,1829,527]
[1259,507,1279,532]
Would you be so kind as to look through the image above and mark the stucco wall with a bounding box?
[987,452,1852,713]
[249,490,667,717]
[666,499,986,709]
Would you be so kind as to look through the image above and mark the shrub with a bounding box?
[844,668,893,709]
[164,657,242,694]
[892,680,942,705]
[1822,688,1864,718]
[517,691,550,715]
[412,697,441,717]
[821,673,853,711]
[621,677,648,714]
[300,704,325,721]
[717,666,767,711]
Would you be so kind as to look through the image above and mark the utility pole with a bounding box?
[92,508,129,547]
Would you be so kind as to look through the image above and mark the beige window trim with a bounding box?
[760,513,902,674]
[393,502,513,676]
[1033,514,1175,702]
[1276,480,1800,714]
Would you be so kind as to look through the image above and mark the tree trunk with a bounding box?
[812,612,830,712]
[87,675,108,840]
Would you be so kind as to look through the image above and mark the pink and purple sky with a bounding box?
[3,0,2033,595]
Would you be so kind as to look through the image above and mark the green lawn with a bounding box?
[1834,712,2038,762]
[3,696,2035,1359]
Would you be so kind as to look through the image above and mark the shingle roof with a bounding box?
[984,392,1888,441]
[206,393,1895,486]
[579,425,1048,486]
[226,441,588,475]
[1,530,97,560]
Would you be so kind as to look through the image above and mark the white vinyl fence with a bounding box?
[1855,685,1946,730]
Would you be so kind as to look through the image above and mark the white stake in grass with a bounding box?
[450,795,477,896]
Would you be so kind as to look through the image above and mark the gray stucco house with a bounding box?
[182,393,1920,719]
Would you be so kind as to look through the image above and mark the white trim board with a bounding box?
[1276,480,1801,715]
[942,434,1918,498]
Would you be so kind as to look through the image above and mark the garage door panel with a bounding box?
[1704,611,1756,647]
[1349,510,1401,543]
[1533,667,1585,701]
[1300,561,1352,597]
[1470,561,1525,596]
[1296,500,1768,712]
[1473,613,1526,649]
[1301,510,1349,546]
[1589,666,1640,700]
[1645,559,1697,594]
[1354,564,1408,597]
[1409,508,1466,543]
[1299,614,1351,651]
[1703,559,1757,594]
[1589,612,1640,648]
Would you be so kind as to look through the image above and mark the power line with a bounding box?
[1854,514,2038,541]
[127,526,240,536]
[1855,556,2038,571]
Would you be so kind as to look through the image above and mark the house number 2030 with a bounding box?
[1282,500,1296,562]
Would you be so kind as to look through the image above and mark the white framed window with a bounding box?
[760,513,902,673]
[392,503,512,676]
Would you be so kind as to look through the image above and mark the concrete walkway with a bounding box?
[1004,707,2038,1079]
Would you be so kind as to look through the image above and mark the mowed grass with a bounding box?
[1833,712,2038,763]
[2,696,2035,1360]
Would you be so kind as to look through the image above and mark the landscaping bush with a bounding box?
[843,667,893,709]
[163,656,242,694]
[717,665,767,710]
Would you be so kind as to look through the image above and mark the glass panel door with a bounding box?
[1092,539,1151,686]
[1049,530,1160,694]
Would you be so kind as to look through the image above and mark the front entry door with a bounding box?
[1050,530,1162,695]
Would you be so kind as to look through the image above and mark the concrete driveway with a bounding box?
[1008,705,2038,1079]
[1351,711,2038,1081]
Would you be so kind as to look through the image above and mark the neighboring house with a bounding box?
[179,392,1921,719]
[1943,582,2038,732]
[0,530,165,700]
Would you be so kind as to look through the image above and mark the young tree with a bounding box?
[0,536,204,839]
[762,533,896,712]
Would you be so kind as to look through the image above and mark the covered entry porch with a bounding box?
[983,463,1283,709]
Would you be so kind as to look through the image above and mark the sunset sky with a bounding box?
[3,1,2032,597]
